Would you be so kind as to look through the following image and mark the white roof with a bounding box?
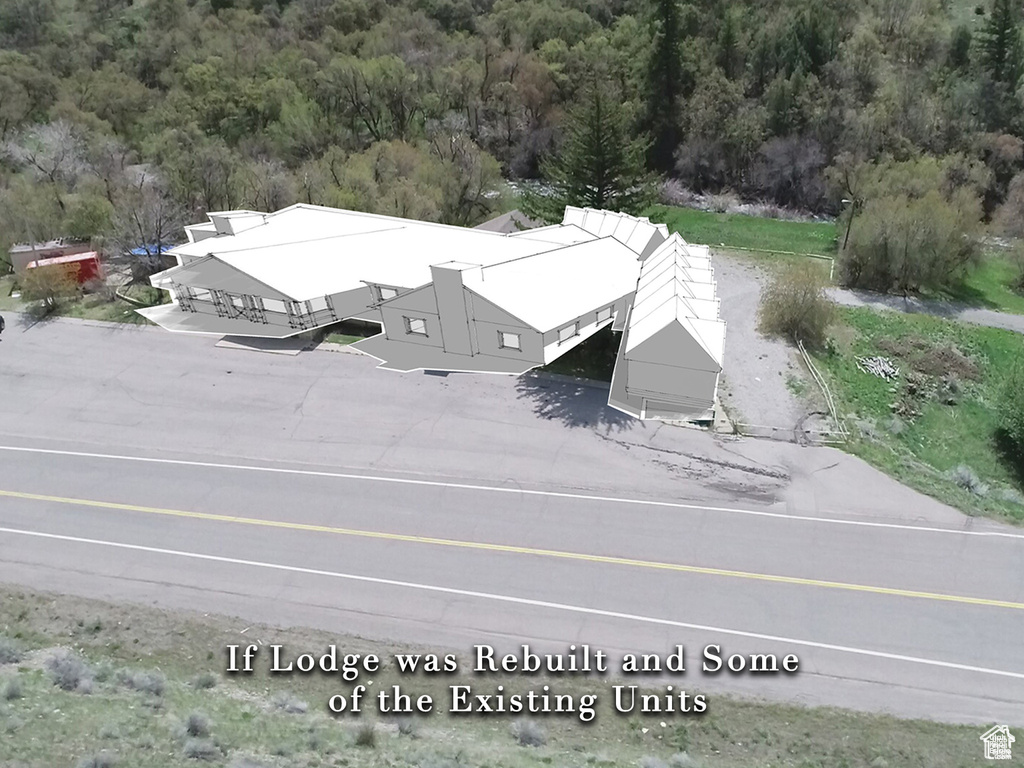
[463,238,639,332]
[166,205,594,301]
[562,206,669,257]
[625,232,725,365]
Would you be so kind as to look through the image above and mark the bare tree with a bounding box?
[239,158,296,212]
[4,120,87,211]
[110,168,188,282]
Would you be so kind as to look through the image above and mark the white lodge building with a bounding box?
[141,204,725,421]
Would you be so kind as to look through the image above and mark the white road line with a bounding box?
[3,524,1023,682]
[1,444,1022,540]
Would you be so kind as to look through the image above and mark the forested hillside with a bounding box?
[1,0,1023,285]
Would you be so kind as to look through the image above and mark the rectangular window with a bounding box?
[193,288,212,302]
[596,306,613,323]
[377,286,399,301]
[498,331,521,350]
[557,322,579,344]
[262,298,286,314]
[404,316,428,336]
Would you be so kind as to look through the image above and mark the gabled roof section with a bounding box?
[625,232,725,367]
[561,206,669,258]
[462,237,638,332]
[642,234,712,273]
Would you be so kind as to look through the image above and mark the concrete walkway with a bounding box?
[829,288,1024,334]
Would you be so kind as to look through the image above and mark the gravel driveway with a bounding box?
[714,252,822,434]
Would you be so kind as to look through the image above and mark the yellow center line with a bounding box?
[2,488,1022,611]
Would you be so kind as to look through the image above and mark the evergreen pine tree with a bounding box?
[644,0,684,173]
[980,0,1023,87]
[522,82,657,223]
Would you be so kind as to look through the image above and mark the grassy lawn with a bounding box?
[814,307,1024,522]
[321,319,381,346]
[0,275,155,325]
[646,205,838,256]
[0,586,995,768]
[934,250,1024,315]
[325,333,363,345]
[647,208,1024,314]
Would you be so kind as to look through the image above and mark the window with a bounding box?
[596,306,613,323]
[557,322,579,344]
[193,288,213,302]
[404,316,428,336]
[498,331,521,350]
[262,298,286,314]
[377,286,399,301]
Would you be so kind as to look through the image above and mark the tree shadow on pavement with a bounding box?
[515,374,636,432]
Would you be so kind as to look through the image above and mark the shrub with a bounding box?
[949,465,989,497]
[995,172,1024,240]
[354,721,377,747]
[1009,243,1024,293]
[640,758,668,768]
[183,712,211,738]
[271,691,308,714]
[93,663,113,683]
[45,650,93,692]
[758,261,836,348]
[2,677,23,700]
[183,738,220,761]
[76,753,116,768]
[669,754,702,768]
[999,362,1024,461]
[395,715,418,737]
[511,719,547,747]
[0,636,23,665]
[98,723,121,740]
[192,672,218,689]
[120,669,165,696]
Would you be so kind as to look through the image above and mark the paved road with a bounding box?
[1,316,1022,725]
[830,287,1024,335]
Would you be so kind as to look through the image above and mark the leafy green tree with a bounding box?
[841,189,981,294]
[63,191,114,241]
[0,51,57,139]
[427,121,504,226]
[523,80,655,222]
[21,263,80,315]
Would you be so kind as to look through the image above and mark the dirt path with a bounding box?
[829,287,1024,334]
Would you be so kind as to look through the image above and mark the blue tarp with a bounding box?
[129,244,173,256]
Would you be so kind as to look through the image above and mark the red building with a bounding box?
[25,251,102,285]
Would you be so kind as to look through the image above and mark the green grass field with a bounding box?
[649,206,1024,314]
[646,206,839,256]
[0,586,995,768]
[937,250,1024,314]
[814,307,1024,522]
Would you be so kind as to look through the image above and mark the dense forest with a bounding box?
[1,0,1024,290]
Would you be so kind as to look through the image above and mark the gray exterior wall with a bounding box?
[539,294,629,364]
